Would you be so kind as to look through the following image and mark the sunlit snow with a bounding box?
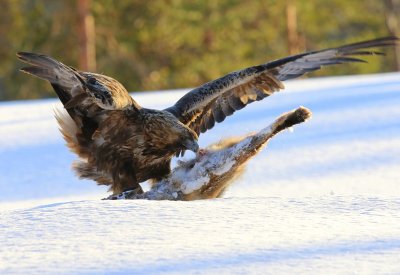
[1,73,400,274]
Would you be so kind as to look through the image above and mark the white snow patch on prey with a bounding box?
[170,161,210,194]
[181,176,210,194]
[258,125,274,136]
[213,158,235,176]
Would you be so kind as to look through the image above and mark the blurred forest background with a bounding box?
[1,0,399,101]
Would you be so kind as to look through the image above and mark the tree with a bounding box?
[1,0,397,101]
[77,0,96,71]
[384,0,400,70]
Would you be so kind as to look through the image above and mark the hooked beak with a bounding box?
[183,139,199,153]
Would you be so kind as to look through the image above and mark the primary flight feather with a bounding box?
[17,36,398,194]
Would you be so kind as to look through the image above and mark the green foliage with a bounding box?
[0,0,396,100]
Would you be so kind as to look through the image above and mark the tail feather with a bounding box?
[73,160,113,187]
[54,107,79,149]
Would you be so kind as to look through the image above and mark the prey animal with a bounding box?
[17,36,398,194]
[105,107,312,200]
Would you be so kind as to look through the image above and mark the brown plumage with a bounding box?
[17,52,198,194]
[17,36,398,194]
[105,107,313,201]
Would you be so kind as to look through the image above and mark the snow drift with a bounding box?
[0,73,400,274]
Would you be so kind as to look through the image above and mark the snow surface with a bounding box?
[1,73,400,274]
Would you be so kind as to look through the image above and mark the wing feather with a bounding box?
[165,36,398,135]
[17,52,137,111]
[18,52,180,194]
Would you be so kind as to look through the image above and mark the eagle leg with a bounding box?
[111,161,143,195]
[122,186,144,194]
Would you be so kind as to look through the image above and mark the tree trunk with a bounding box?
[384,0,400,71]
[77,0,96,71]
[286,0,299,55]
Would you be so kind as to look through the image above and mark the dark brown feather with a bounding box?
[165,36,398,136]
[17,52,199,194]
[17,36,397,194]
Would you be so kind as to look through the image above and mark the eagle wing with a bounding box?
[17,52,137,111]
[17,52,144,192]
[16,52,140,143]
[165,36,398,135]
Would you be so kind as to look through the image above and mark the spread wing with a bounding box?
[17,52,141,158]
[17,52,137,111]
[17,52,145,193]
[165,36,398,135]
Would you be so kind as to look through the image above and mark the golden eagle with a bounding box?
[105,107,313,201]
[17,36,397,194]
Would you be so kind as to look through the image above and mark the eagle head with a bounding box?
[181,129,199,153]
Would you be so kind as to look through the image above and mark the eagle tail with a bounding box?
[73,160,113,187]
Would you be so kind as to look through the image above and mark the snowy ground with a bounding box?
[1,73,400,274]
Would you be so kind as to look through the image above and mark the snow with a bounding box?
[1,72,400,274]
[212,157,235,176]
[173,162,210,194]
[1,198,400,274]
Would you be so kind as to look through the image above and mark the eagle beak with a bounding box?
[183,139,199,153]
